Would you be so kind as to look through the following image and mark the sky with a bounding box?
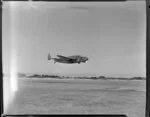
[2,1,146,77]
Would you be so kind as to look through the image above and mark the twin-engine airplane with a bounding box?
[48,53,89,64]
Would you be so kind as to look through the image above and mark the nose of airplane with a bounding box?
[84,57,89,62]
[81,57,89,62]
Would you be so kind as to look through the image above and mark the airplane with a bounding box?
[48,53,89,64]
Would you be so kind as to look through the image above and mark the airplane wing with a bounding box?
[57,55,76,60]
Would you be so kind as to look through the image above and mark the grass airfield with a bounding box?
[4,78,145,117]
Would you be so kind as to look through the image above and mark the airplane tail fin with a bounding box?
[48,53,51,60]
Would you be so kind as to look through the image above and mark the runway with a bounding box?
[4,78,146,117]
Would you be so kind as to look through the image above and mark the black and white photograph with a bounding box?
[3,1,146,117]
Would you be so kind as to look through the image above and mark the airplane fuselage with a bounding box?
[52,58,76,64]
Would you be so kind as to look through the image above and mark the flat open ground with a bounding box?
[4,78,146,117]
